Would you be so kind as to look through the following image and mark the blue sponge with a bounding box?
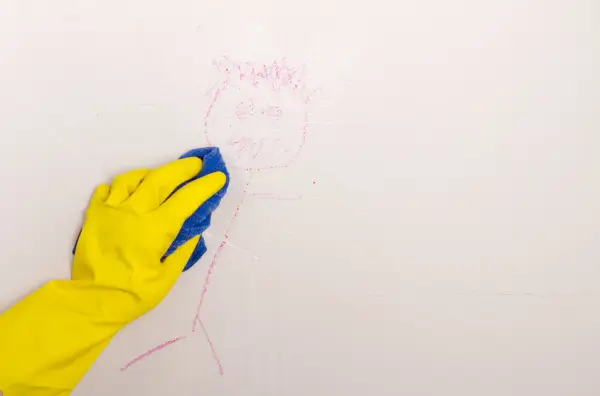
[164,147,230,271]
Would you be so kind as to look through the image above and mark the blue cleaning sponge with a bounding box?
[164,147,230,271]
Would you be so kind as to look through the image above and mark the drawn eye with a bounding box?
[263,105,282,120]
[235,100,255,120]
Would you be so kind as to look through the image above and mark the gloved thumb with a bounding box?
[163,235,202,282]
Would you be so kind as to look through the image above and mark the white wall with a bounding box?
[0,1,599,395]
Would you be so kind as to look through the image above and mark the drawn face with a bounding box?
[205,59,308,170]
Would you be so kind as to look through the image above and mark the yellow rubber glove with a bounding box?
[0,157,226,396]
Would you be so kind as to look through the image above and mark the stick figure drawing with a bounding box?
[122,56,313,374]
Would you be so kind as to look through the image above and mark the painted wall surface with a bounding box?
[0,1,599,395]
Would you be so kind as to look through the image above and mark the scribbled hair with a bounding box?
[212,56,307,92]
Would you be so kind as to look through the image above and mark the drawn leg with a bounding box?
[120,336,187,371]
[190,174,253,373]
[195,317,224,375]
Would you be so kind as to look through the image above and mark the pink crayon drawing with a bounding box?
[121,336,187,371]
[204,57,312,171]
[197,318,224,375]
[122,56,314,373]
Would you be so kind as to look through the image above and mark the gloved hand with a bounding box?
[0,158,226,396]
[73,157,225,320]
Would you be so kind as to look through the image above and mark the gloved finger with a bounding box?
[162,235,201,282]
[127,158,203,213]
[105,169,151,206]
[91,184,111,203]
[158,171,226,225]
